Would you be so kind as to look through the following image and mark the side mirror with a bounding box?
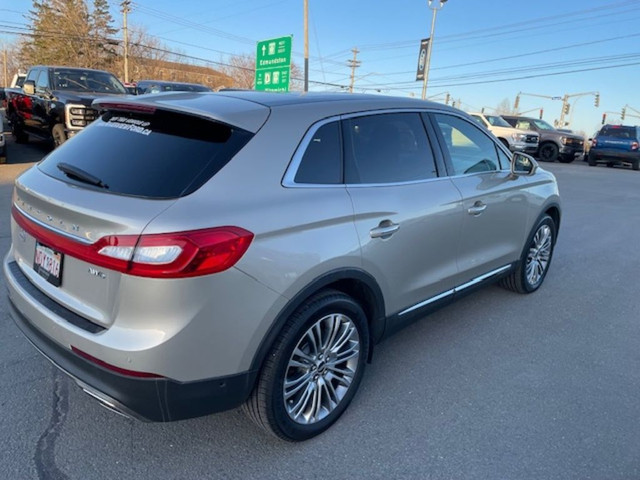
[511,152,538,176]
[23,80,35,95]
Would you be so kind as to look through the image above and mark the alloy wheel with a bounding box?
[526,224,552,286]
[283,313,360,425]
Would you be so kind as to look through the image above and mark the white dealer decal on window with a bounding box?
[98,116,153,136]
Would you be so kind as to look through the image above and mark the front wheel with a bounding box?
[501,215,556,294]
[12,122,28,144]
[538,143,559,162]
[51,124,67,149]
[243,290,369,441]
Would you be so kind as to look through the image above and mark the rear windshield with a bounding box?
[38,109,252,199]
[600,126,637,139]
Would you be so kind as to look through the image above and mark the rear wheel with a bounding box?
[243,290,369,441]
[501,215,556,294]
[588,151,598,167]
[538,142,559,162]
[632,159,639,171]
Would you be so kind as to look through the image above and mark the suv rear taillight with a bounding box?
[12,206,253,278]
[631,141,639,151]
[591,139,597,148]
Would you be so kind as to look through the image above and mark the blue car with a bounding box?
[588,125,640,171]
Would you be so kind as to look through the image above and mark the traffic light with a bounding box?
[601,113,606,125]
[594,93,600,107]
[514,95,520,110]
[621,107,626,121]
[481,107,485,113]
[563,103,570,115]
[539,108,544,119]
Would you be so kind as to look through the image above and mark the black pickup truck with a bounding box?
[6,66,127,148]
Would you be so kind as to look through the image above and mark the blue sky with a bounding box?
[2,0,638,134]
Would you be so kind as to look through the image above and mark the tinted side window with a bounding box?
[433,114,500,175]
[343,113,437,184]
[295,121,342,184]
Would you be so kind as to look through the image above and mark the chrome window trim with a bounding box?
[282,115,342,188]
[283,108,446,188]
[398,264,512,317]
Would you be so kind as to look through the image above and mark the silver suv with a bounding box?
[4,92,561,441]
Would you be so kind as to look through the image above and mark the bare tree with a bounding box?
[495,98,513,115]
[220,53,303,91]
[219,54,255,89]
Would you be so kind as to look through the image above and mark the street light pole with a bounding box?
[421,0,447,100]
[303,0,309,92]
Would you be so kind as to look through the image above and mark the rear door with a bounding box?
[344,112,464,317]
[427,112,530,283]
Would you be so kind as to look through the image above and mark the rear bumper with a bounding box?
[4,257,257,422]
[589,149,639,163]
[8,298,256,421]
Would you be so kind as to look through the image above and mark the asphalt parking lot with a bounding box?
[1,134,639,480]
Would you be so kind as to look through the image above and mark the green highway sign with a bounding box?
[255,35,292,92]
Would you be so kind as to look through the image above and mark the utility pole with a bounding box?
[421,0,448,99]
[303,0,308,92]
[2,48,7,87]
[348,48,361,93]
[121,0,131,84]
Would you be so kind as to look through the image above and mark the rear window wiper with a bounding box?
[57,162,109,189]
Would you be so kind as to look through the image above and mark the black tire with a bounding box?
[538,142,559,162]
[588,151,597,167]
[606,162,614,168]
[12,123,28,144]
[558,155,575,164]
[501,215,556,294]
[51,124,67,149]
[633,159,639,171]
[243,289,369,441]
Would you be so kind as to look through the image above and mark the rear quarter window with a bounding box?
[38,109,252,199]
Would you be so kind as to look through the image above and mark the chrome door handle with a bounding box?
[370,221,400,239]
[468,202,487,216]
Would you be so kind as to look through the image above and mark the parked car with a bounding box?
[588,124,640,170]
[6,66,127,148]
[502,115,584,163]
[469,112,539,154]
[4,92,561,441]
[135,80,212,94]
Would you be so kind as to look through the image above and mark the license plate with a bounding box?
[34,242,64,287]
